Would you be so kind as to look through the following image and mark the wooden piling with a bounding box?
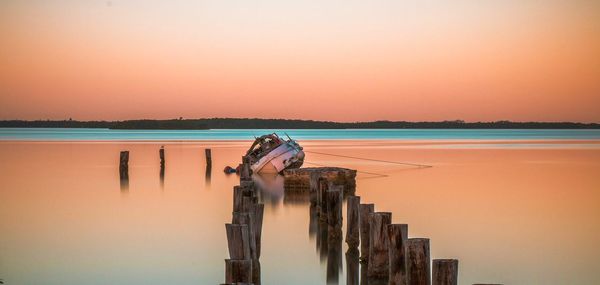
[388,224,409,285]
[240,156,252,181]
[232,212,257,260]
[225,224,252,260]
[326,185,343,233]
[205,148,212,166]
[367,212,392,277]
[345,196,360,248]
[253,203,264,259]
[407,238,431,285]
[433,259,458,285]
[359,203,375,260]
[317,178,329,222]
[159,147,165,168]
[225,259,253,283]
[119,151,129,180]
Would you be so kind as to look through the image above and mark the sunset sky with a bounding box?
[1,0,599,122]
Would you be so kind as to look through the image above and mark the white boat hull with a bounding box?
[251,141,305,173]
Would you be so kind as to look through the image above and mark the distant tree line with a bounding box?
[0,118,598,129]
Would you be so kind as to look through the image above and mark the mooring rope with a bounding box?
[304,150,433,168]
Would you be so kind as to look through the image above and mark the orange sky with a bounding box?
[0,0,599,122]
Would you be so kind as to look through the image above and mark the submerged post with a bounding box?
[119,151,129,180]
[159,146,165,169]
[388,224,409,285]
[346,196,360,248]
[326,185,343,232]
[407,238,431,285]
[240,156,252,181]
[359,203,375,261]
[205,148,212,166]
[367,212,392,277]
[433,259,458,285]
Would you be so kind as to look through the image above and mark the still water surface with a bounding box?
[0,139,599,284]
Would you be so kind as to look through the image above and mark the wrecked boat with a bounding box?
[245,133,305,174]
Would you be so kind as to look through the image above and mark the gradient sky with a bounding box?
[1,0,599,122]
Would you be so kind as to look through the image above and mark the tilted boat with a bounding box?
[245,133,305,174]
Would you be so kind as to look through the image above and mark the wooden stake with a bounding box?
[345,196,361,248]
[205,148,212,166]
[388,224,409,285]
[407,238,431,285]
[326,185,343,232]
[367,212,392,277]
[359,203,375,260]
[119,151,129,180]
[433,259,458,285]
[225,224,251,260]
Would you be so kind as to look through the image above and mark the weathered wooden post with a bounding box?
[205,148,212,166]
[367,212,392,277]
[119,151,129,180]
[253,203,264,259]
[232,212,257,260]
[326,185,343,237]
[407,238,431,285]
[388,224,409,285]
[159,146,165,168]
[433,259,458,285]
[346,196,360,248]
[225,224,252,260]
[308,172,320,205]
[224,259,253,283]
[317,177,329,222]
[240,156,252,181]
[359,203,375,261]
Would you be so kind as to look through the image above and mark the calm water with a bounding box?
[2,128,600,141]
[0,139,599,285]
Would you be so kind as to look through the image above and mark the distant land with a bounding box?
[1,118,599,129]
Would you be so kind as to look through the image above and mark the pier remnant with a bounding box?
[119,151,129,180]
[205,148,212,166]
[367,212,392,277]
[159,146,165,169]
[359,203,375,260]
[388,224,409,285]
[224,259,253,284]
[346,196,360,248]
[326,185,343,232]
[225,224,252,260]
[283,167,357,195]
[407,238,431,285]
[433,259,458,285]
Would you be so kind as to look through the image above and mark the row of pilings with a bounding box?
[118,147,213,189]
[221,157,263,285]
[305,169,502,285]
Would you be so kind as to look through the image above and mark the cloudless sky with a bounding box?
[1,0,599,122]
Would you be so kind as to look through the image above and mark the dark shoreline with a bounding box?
[1,118,599,129]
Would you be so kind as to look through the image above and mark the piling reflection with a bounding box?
[346,248,360,285]
[205,164,211,186]
[119,177,129,193]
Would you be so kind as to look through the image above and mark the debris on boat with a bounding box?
[246,133,305,174]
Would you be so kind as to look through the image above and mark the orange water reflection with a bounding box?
[0,141,599,284]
